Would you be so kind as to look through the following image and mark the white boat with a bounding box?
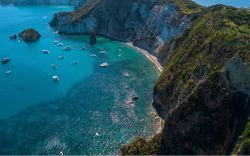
[51,64,57,69]
[52,76,60,82]
[99,50,106,54]
[57,43,64,46]
[63,46,72,51]
[53,40,60,43]
[90,54,97,57]
[123,72,130,77]
[5,70,12,75]
[100,62,109,67]
[42,50,50,54]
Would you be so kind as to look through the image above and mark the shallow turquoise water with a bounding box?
[193,0,250,8]
[0,5,160,154]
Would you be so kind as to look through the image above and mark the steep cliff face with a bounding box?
[49,0,203,61]
[121,4,250,155]
[0,0,86,6]
[153,5,250,155]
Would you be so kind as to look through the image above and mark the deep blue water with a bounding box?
[193,0,250,8]
[0,5,160,154]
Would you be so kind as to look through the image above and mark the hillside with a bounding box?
[121,4,250,155]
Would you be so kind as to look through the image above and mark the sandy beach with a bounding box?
[126,42,163,73]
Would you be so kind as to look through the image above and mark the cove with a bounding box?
[0,5,160,154]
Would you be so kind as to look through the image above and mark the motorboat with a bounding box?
[63,46,72,51]
[100,62,109,67]
[42,50,50,54]
[5,70,12,75]
[52,76,60,82]
[90,54,97,57]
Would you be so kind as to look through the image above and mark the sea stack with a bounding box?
[18,28,41,42]
[89,30,96,45]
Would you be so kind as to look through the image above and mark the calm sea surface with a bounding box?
[0,5,160,154]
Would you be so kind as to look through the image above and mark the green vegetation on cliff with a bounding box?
[167,0,204,15]
[120,134,161,155]
[233,118,250,155]
[122,4,250,155]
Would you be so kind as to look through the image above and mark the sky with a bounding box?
[192,0,250,8]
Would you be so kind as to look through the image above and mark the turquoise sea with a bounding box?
[0,5,160,154]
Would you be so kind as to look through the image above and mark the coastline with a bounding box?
[126,42,164,134]
[126,42,163,73]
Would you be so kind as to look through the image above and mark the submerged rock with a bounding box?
[9,34,17,40]
[18,29,41,42]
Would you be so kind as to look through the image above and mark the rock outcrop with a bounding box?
[89,30,96,45]
[18,29,41,42]
[49,0,203,63]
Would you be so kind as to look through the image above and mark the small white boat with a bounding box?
[54,31,59,34]
[42,50,50,54]
[100,62,109,67]
[99,50,106,54]
[5,70,12,75]
[58,56,65,60]
[90,54,97,57]
[51,64,57,69]
[63,46,72,51]
[52,76,60,82]
[95,132,101,137]
[53,40,60,43]
[123,72,130,77]
[57,43,64,46]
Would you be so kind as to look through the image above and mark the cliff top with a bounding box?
[166,0,204,15]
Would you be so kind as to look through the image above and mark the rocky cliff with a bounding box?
[49,0,203,63]
[121,4,250,155]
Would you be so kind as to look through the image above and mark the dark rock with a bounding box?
[18,29,41,42]
[89,31,96,45]
[1,58,10,64]
[9,35,17,40]
[132,96,139,101]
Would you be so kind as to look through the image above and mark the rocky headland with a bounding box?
[3,0,249,155]
[49,0,203,64]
